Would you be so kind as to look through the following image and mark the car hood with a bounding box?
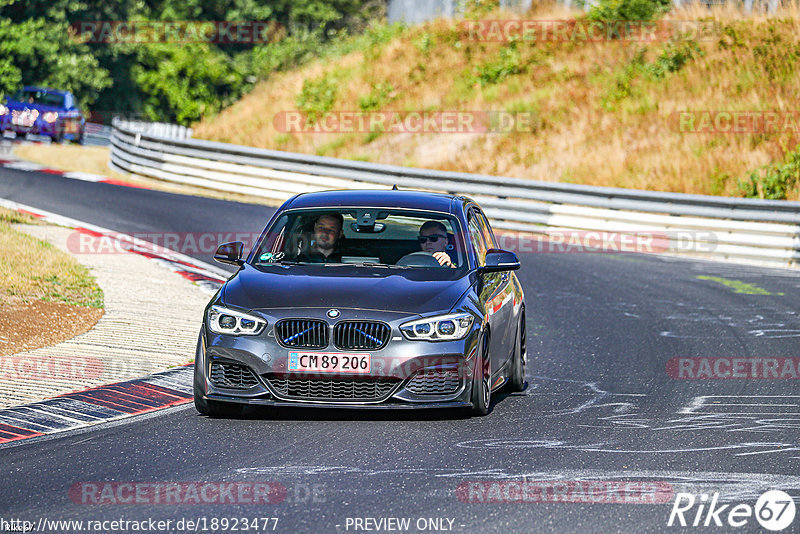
[223,264,472,315]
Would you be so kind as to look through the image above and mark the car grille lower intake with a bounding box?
[210,361,259,389]
[275,319,328,349]
[404,367,461,395]
[333,321,390,350]
[265,376,400,401]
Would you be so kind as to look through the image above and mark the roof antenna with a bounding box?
[392,184,399,190]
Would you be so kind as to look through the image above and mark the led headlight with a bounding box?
[207,305,266,336]
[400,313,474,341]
[42,112,59,123]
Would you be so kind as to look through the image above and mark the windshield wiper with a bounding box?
[362,262,409,269]
[318,262,405,269]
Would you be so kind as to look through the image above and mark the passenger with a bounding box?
[418,221,455,268]
[298,214,345,263]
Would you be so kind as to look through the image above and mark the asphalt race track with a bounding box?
[1,168,800,533]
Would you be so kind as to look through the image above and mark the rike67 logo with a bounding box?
[668,490,796,531]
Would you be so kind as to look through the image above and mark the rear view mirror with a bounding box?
[350,222,386,233]
[214,241,244,266]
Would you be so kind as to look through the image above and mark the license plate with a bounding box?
[288,352,371,374]
[12,115,34,127]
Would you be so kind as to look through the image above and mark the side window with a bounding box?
[468,214,488,266]
[474,210,497,250]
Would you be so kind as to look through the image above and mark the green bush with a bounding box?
[246,28,326,80]
[474,43,523,86]
[601,47,647,108]
[358,82,395,111]
[413,33,433,56]
[296,74,338,123]
[133,43,243,125]
[587,0,671,23]
[644,41,703,79]
[601,39,700,109]
[464,0,502,19]
[739,145,800,200]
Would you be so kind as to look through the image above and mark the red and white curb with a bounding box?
[0,158,145,189]
[0,365,194,446]
[0,198,228,440]
[0,198,229,294]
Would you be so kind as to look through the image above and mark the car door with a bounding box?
[467,209,506,383]
[473,209,515,369]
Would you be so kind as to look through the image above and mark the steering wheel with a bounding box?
[396,252,442,268]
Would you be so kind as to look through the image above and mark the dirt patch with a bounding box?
[0,299,103,356]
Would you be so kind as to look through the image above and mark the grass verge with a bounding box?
[194,3,800,200]
[0,208,103,308]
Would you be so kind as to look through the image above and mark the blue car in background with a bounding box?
[0,86,85,143]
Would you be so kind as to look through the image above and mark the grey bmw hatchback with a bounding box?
[194,190,526,417]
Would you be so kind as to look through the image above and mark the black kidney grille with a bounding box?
[275,319,328,349]
[210,361,259,390]
[266,376,400,401]
[333,321,390,350]
[405,367,461,395]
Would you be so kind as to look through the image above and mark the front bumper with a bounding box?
[2,120,52,136]
[202,393,472,410]
[1,118,81,139]
[195,307,481,409]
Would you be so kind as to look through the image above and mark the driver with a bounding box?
[298,213,345,263]
[418,221,455,268]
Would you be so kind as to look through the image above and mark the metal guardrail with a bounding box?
[110,118,800,268]
[83,123,112,147]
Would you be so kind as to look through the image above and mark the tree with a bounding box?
[0,0,386,122]
[0,17,111,109]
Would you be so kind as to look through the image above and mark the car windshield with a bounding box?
[11,89,64,108]
[252,208,467,270]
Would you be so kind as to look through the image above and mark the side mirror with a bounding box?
[214,241,244,266]
[481,249,520,273]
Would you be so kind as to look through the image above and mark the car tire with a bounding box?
[470,334,491,416]
[507,314,526,392]
[194,390,244,418]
